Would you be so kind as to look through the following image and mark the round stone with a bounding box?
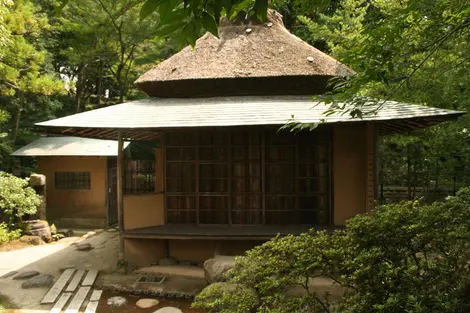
[21,274,54,289]
[13,271,40,280]
[153,307,183,313]
[76,243,93,251]
[136,298,160,309]
[107,296,127,307]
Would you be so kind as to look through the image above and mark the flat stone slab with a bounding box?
[89,290,103,301]
[107,296,127,307]
[153,307,183,313]
[41,269,75,304]
[13,271,40,280]
[136,265,204,279]
[136,298,160,309]
[22,274,54,289]
[1,271,18,279]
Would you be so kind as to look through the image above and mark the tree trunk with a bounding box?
[407,145,412,200]
[12,105,22,144]
[75,64,87,113]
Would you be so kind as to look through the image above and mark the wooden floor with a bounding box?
[123,224,336,239]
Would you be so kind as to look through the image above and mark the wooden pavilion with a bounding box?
[35,10,463,267]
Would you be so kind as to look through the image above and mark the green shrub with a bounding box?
[193,282,259,313]
[0,223,21,245]
[193,188,470,313]
[0,172,41,221]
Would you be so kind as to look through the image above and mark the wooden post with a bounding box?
[365,123,377,212]
[261,129,266,224]
[117,132,124,259]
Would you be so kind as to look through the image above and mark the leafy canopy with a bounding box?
[59,0,333,46]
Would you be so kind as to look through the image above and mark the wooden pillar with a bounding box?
[154,146,163,193]
[117,132,124,259]
[365,123,378,212]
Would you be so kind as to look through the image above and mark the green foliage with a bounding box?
[295,0,470,116]
[61,0,335,46]
[0,222,21,245]
[193,282,259,313]
[50,223,57,235]
[194,188,470,313]
[278,0,470,200]
[0,172,41,219]
[0,0,64,96]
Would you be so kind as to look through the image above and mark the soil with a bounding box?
[0,240,32,252]
[98,291,204,313]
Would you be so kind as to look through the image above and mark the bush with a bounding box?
[193,282,259,313]
[0,172,41,222]
[193,188,470,313]
[0,223,21,245]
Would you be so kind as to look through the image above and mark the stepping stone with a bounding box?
[22,274,54,288]
[136,298,160,309]
[1,271,18,279]
[13,271,40,280]
[76,243,93,251]
[153,307,183,313]
[82,270,98,286]
[84,301,99,313]
[107,296,127,307]
[41,269,75,304]
[89,290,103,301]
[65,269,85,292]
[49,292,72,313]
[64,286,90,313]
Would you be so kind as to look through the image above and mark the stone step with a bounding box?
[135,265,205,280]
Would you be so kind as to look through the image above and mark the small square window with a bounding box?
[55,172,91,190]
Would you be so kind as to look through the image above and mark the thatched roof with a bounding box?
[135,10,354,97]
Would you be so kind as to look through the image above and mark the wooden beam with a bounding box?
[195,130,200,225]
[162,133,167,224]
[117,132,124,259]
[227,131,232,225]
[295,134,299,224]
[261,129,266,225]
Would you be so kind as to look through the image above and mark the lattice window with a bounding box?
[54,172,91,190]
[124,160,156,194]
[165,128,331,226]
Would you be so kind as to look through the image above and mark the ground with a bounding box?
[0,241,33,252]
[0,229,207,313]
[0,229,117,312]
